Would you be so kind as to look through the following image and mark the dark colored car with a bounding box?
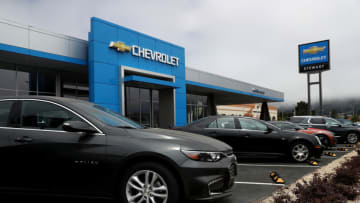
[269,121,336,147]
[174,116,323,163]
[290,116,360,144]
[0,96,237,202]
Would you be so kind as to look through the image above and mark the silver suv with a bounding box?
[290,116,360,144]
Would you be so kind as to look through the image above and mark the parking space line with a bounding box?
[237,163,319,168]
[235,181,285,186]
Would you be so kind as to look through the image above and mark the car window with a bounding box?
[0,101,14,127]
[310,118,325,124]
[290,117,306,123]
[208,120,217,128]
[239,118,268,131]
[273,123,294,130]
[325,118,341,126]
[21,100,81,130]
[217,118,235,129]
[74,102,142,128]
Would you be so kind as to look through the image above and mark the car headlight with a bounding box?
[181,150,226,162]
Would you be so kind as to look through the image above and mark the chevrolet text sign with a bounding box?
[298,40,330,73]
[109,41,179,67]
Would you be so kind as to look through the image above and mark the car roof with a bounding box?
[0,96,89,104]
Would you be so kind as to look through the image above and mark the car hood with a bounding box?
[127,128,232,152]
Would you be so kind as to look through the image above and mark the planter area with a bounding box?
[269,150,360,203]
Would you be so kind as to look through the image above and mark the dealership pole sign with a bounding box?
[298,40,330,73]
[298,40,330,116]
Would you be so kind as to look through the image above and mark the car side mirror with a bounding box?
[63,121,98,134]
[266,127,273,134]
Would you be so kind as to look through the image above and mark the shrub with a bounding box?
[272,155,360,202]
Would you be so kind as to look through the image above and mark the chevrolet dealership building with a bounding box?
[0,17,284,128]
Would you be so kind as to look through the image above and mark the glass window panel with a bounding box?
[17,69,37,92]
[152,90,159,128]
[38,71,56,93]
[310,118,325,124]
[21,101,81,130]
[0,101,14,127]
[208,120,217,128]
[0,89,16,97]
[217,117,235,129]
[140,89,151,127]
[239,118,267,131]
[202,96,208,105]
[186,94,192,105]
[325,118,341,125]
[0,68,16,91]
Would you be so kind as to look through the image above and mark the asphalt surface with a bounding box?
[0,144,353,203]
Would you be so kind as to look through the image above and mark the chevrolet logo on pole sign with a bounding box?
[298,40,330,73]
[302,46,326,55]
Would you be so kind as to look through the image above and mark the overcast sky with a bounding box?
[1,0,360,105]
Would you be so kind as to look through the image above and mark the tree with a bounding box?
[330,109,338,118]
[295,101,309,116]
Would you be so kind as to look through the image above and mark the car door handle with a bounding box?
[244,135,250,138]
[209,131,216,136]
[15,136,33,143]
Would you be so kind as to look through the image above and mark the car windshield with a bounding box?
[74,102,143,129]
[341,119,353,126]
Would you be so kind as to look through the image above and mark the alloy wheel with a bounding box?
[347,133,358,144]
[292,143,309,162]
[126,170,168,203]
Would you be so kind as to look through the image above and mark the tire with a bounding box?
[290,142,311,163]
[118,162,180,203]
[346,132,359,144]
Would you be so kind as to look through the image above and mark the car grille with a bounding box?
[208,164,237,194]
[208,177,226,193]
[229,164,237,177]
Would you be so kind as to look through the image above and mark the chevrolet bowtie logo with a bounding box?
[303,46,326,55]
[109,41,131,52]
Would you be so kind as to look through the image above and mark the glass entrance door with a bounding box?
[125,87,159,128]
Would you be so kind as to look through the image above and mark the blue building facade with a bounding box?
[88,17,187,127]
[0,17,284,128]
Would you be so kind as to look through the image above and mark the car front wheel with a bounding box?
[291,142,311,162]
[119,162,180,203]
[346,133,359,144]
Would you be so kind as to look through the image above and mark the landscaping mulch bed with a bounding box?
[260,150,360,203]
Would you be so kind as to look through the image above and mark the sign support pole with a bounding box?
[319,72,323,115]
[307,73,311,115]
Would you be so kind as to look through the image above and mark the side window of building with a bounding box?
[217,118,235,129]
[0,101,14,127]
[208,120,217,128]
[239,118,268,131]
[310,118,325,124]
[21,100,81,130]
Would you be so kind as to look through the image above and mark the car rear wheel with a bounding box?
[291,142,311,162]
[346,133,358,144]
[119,162,180,203]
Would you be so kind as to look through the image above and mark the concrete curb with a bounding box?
[256,150,358,203]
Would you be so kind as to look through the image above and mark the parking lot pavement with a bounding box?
[0,144,354,203]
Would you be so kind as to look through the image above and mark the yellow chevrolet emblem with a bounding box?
[303,46,326,55]
[109,41,131,52]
